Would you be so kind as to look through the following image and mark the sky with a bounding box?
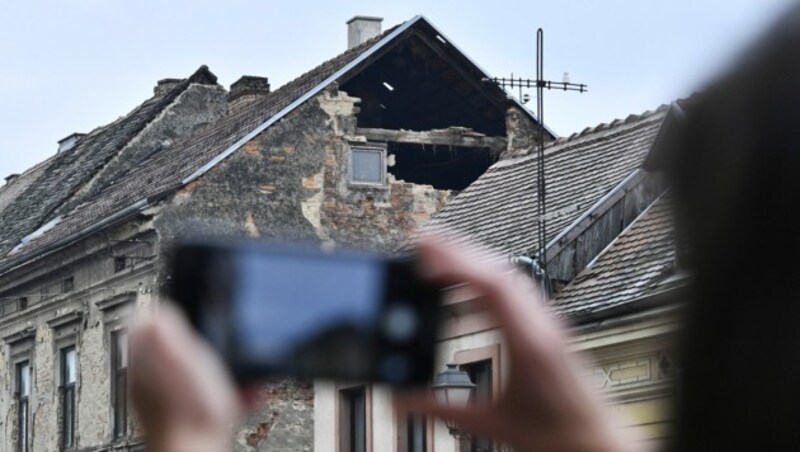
[0,0,794,179]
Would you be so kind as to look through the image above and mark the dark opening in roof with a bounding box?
[340,31,508,137]
[388,142,496,190]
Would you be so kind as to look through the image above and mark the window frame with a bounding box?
[60,346,77,450]
[110,329,129,439]
[16,360,30,452]
[349,146,387,187]
[337,384,372,452]
[113,256,127,273]
[405,415,428,452]
[454,344,502,452]
[61,277,74,294]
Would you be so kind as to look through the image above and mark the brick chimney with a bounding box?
[57,133,86,154]
[228,76,270,111]
[154,78,182,96]
[347,16,383,50]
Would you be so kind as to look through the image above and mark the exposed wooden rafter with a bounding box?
[356,127,507,153]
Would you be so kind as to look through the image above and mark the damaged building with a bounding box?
[317,104,684,451]
[0,15,550,451]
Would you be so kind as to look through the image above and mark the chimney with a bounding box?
[347,16,383,50]
[4,174,19,185]
[154,78,182,96]
[57,133,86,154]
[228,76,270,111]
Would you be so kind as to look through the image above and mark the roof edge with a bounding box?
[180,15,424,186]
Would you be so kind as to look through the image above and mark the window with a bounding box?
[111,331,128,438]
[350,147,385,185]
[406,415,427,452]
[461,360,493,452]
[339,386,367,452]
[18,297,27,311]
[61,277,74,294]
[61,347,77,449]
[17,361,30,452]
[113,257,126,273]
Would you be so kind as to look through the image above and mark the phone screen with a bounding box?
[173,242,440,385]
[228,251,385,377]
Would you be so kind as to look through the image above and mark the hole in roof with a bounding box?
[340,33,507,135]
[387,142,496,191]
[436,35,447,44]
[382,81,395,91]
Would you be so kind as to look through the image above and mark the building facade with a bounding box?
[0,16,549,451]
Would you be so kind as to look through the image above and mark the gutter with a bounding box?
[568,283,686,328]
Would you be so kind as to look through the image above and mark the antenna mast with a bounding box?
[484,28,588,291]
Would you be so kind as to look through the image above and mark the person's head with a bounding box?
[669,5,800,450]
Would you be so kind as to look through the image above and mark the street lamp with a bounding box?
[431,363,476,438]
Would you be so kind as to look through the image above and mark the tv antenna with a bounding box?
[483,28,587,290]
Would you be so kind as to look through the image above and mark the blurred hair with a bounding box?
[669,4,800,450]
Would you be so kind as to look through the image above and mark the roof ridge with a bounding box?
[493,105,668,170]
[552,103,669,147]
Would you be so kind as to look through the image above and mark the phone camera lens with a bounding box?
[381,304,418,342]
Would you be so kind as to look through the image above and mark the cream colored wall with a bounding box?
[372,386,396,451]
[314,381,337,452]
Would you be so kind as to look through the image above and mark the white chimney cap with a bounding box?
[347,16,383,50]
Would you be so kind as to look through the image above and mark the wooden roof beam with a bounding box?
[356,127,507,153]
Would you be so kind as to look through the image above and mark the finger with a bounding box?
[130,306,238,423]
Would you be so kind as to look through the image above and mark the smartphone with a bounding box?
[169,240,442,386]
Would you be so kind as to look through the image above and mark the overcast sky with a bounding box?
[0,0,793,179]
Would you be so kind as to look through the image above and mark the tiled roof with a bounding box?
[0,67,216,257]
[550,195,676,318]
[0,157,54,214]
[411,106,668,257]
[0,22,404,269]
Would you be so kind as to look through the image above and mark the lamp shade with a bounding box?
[431,363,477,409]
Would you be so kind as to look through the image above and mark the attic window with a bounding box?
[350,147,386,185]
[62,277,74,293]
